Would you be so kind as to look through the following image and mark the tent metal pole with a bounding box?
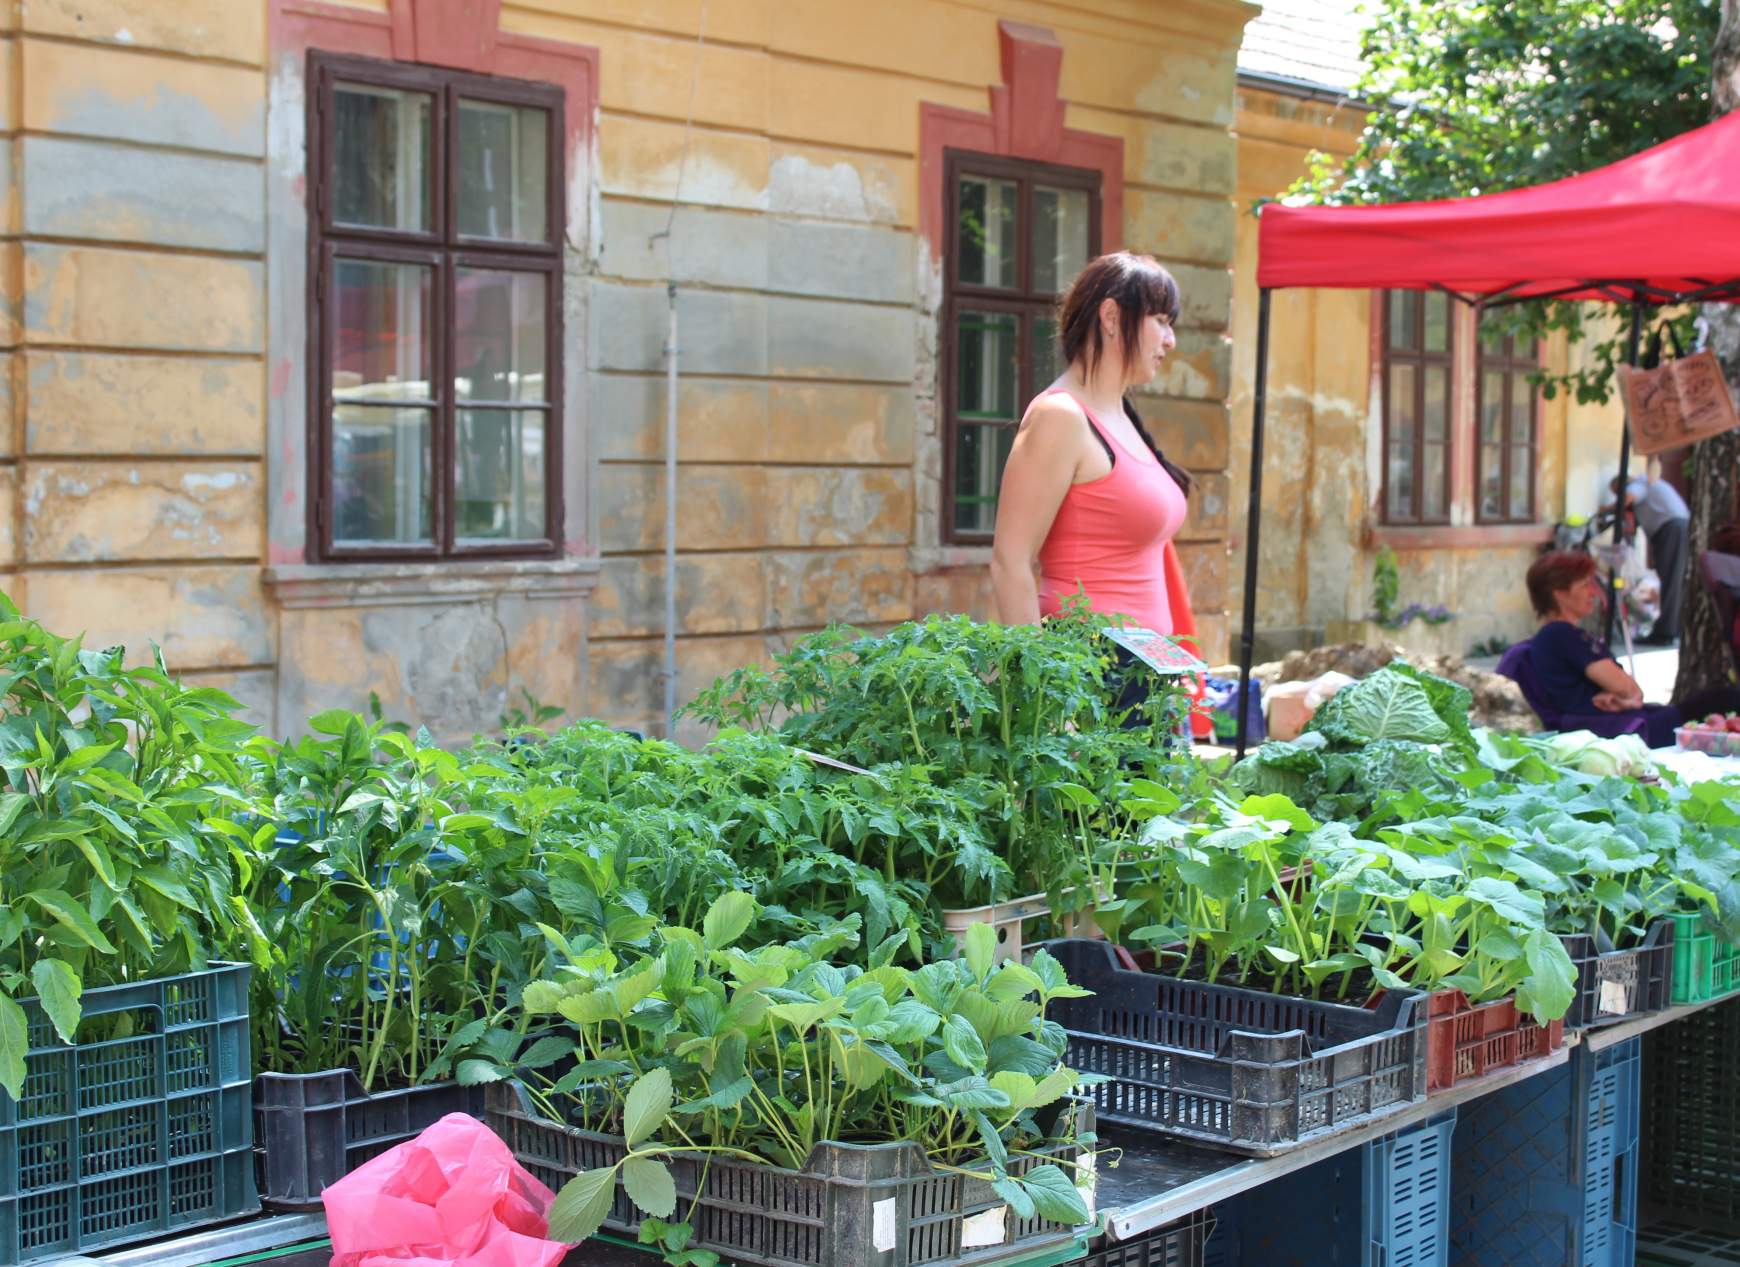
[1604,301,1643,646]
[1235,288,1273,759]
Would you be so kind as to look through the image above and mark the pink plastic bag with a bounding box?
[324,1113,571,1267]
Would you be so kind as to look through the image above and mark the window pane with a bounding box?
[956,309,1019,420]
[332,405,432,544]
[1387,438,1415,521]
[333,260,432,403]
[1511,385,1532,451]
[1032,315,1060,390]
[1423,366,1447,444]
[1423,292,1449,353]
[456,269,546,403]
[1032,185,1091,294]
[954,422,1015,535]
[456,408,546,541]
[1387,362,1416,520]
[957,175,1018,289]
[1509,444,1532,520]
[1479,443,1504,520]
[1423,443,1447,520]
[1481,370,1505,445]
[457,99,549,242]
[1388,291,1418,351]
[333,83,431,232]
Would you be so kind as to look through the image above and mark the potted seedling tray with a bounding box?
[487,1083,1094,1267]
[0,964,257,1267]
[1043,939,1427,1158]
[255,1067,485,1208]
[1667,910,1740,1006]
[1416,988,1564,1093]
[1562,918,1675,1029]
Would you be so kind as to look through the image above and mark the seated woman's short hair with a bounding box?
[1526,551,1597,618]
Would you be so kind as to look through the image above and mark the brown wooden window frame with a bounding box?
[1474,322,1541,525]
[942,150,1101,544]
[306,51,565,563]
[1379,290,1455,526]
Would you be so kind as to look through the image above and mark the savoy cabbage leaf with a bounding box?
[1306,668,1454,746]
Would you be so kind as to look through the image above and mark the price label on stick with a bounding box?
[1101,625,1207,676]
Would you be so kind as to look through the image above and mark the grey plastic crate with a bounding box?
[256,1069,485,1208]
[487,1082,1093,1267]
[1044,940,1428,1157]
[0,963,257,1266]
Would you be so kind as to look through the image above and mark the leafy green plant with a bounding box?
[682,612,1193,915]
[490,897,1095,1255]
[0,598,265,1097]
[1371,547,1401,626]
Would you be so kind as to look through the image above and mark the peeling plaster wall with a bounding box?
[0,0,280,725]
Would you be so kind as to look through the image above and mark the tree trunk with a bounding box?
[1671,0,1740,703]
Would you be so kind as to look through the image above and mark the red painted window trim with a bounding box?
[919,21,1124,261]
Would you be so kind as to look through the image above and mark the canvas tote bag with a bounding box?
[1618,324,1740,455]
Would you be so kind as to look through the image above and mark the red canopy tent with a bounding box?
[1234,109,1740,754]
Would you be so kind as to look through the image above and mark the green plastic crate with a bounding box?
[0,963,257,1265]
[1668,912,1740,1006]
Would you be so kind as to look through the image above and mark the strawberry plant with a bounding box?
[484,897,1096,1255]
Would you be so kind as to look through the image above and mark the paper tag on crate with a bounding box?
[1077,1150,1098,1218]
[1599,979,1630,1015]
[873,1198,898,1252]
[960,1206,1008,1249]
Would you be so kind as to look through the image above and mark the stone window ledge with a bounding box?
[264,558,600,610]
[1368,523,1555,551]
[910,544,995,575]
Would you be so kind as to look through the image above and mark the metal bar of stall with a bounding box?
[1604,300,1643,647]
[1235,288,1273,759]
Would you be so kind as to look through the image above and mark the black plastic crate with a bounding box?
[0,964,257,1266]
[488,1083,1093,1267]
[255,1069,485,1208]
[1636,1217,1740,1266]
[1081,1211,1214,1267]
[1563,919,1676,1029]
[1643,997,1740,1233]
[1044,940,1427,1156]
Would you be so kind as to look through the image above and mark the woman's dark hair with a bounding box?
[1057,252,1190,496]
[1711,522,1740,556]
[1526,551,1598,617]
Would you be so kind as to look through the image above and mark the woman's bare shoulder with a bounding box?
[1019,392,1091,441]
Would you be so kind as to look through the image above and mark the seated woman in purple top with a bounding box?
[1526,551,1740,747]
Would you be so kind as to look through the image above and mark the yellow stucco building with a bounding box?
[0,0,1259,740]
[0,0,1623,742]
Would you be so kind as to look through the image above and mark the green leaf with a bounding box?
[548,1165,620,1244]
[963,922,997,983]
[622,1157,677,1218]
[29,960,80,1045]
[0,994,25,1100]
[456,1059,505,1086]
[994,1175,1038,1220]
[1021,1164,1091,1224]
[702,892,756,951]
[624,1067,673,1149]
[25,890,115,954]
[942,1014,988,1073]
[1517,927,1577,1023]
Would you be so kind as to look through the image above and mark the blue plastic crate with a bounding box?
[1449,1038,1640,1267]
[1198,1110,1456,1267]
[0,964,257,1265]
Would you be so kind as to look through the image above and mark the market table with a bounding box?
[42,989,1739,1267]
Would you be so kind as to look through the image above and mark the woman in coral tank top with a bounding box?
[990,253,1192,646]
